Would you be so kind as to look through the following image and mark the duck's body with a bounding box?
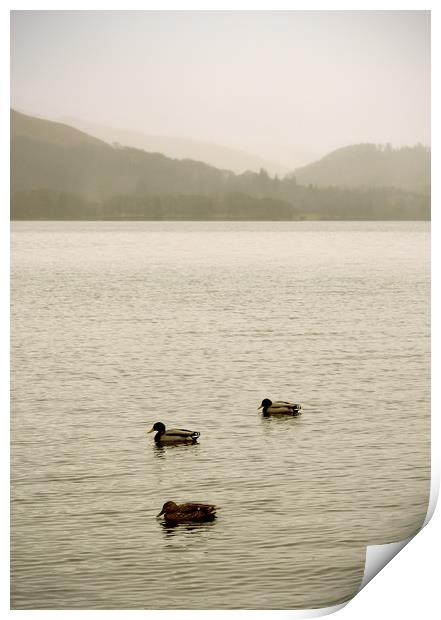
[157,501,217,524]
[148,422,200,444]
[258,398,302,416]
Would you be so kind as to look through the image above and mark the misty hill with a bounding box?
[11,109,106,148]
[11,110,430,221]
[59,116,291,177]
[293,143,430,194]
[11,109,238,201]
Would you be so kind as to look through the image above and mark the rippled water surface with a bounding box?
[11,221,430,609]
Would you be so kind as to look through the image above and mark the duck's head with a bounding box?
[157,501,178,517]
[148,421,166,434]
[258,399,272,410]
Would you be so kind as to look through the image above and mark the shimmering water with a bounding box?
[10,220,430,609]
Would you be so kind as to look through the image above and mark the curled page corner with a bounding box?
[360,536,413,591]
[291,601,349,618]
[243,601,349,619]
[423,467,439,527]
[359,471,438,593]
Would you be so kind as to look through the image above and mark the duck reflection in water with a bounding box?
[152,441,200,459]
[159,519,217,540]
[260,413,302,429]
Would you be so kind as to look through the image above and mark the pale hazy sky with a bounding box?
[11,10,430,158]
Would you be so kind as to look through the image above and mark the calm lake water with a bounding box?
[10,220,430,610]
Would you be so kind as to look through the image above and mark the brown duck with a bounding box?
[157,501,217,524]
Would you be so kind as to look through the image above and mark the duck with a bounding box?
[147,421,200,444]
[157,501,217,524]
[258,398,302,416]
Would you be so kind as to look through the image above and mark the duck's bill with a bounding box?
[257,405,263,410]
[147,427,155,433]
[156,509,165,517]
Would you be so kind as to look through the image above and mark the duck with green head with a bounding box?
[258,398,302,416]
[147,421,200,444]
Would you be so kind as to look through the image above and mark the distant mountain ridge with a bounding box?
[293,143,430,195]
[11,109,106,148]
[10,110,430,221]
[11,109,233,201]
[59,116,291,176]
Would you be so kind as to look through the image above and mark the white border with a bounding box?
[4,4,438,619]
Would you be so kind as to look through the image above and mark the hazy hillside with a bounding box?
[10,110,430,221]
[60,116,291,176]
[11,110,237,201]
[11,109,106,148]
[294,143,431,194]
